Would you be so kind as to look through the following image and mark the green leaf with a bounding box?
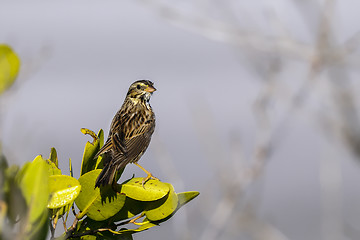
[144,184,178,221]
[0,44,20,94]
[177,191,199,206]
[16,161,30,181]
[80,129,104,175]
[27,206,49,240]
[18,155,49,224]
[50,204,71,224]
[100,231,134,240]
[45,160,62,176]
[45,147,61,176]
[3,165,26,225]
[152,191,200,224]
[110,181,184,223]
[47,175,81,209]
[72,217,134,239]
[75,169,126,221]
[0,150,8,172]
[73,217,109,239]
[49,147,58,167]
[0,152,9,194]
[120,178,169,201]
[109,197,146,222]
[110,219,157,234]
[69,158,74,177]
[17,155,50,239]
[80,235,97,240]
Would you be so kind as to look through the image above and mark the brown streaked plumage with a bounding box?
[94,80,157,188]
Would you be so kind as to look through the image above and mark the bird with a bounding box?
[94,80,158,189]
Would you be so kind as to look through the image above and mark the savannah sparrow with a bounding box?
[94,80,158,188]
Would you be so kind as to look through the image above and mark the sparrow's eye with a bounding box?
[137,84,141,89]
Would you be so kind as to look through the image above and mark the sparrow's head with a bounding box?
[127,80,156,102]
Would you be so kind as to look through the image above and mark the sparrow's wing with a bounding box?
[93,137,112,159]
[94,109,127,159]
[94,107,155,169]
[112,111,155,167]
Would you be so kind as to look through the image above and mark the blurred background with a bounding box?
[1,0,360,239]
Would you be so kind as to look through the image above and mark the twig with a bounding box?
[65,219,132,239]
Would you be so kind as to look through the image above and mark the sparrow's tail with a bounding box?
[94,163,117,188]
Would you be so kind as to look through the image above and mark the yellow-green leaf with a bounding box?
[120,178,169,201]
[109,197,146,222]
[69,158,74,177]
[80,129,104,175]
[50,204,71,221]
[17,155,49,233]
[75,169,126,221]
[149,191,200,224]
[108,219,157,235]
[27,205,49,240]
[177,191,199,206]
[46,160,61,176]
[47,175,81,209]
[144,184,178,221]
[0,44,20,94]
[49,147,58,167]
[3,164,25,225]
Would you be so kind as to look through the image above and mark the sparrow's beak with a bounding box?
[145,85,156,93]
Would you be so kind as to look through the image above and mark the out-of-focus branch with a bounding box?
[139,0,360,239]
[139,0,313,59]
[191,98,281,240]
